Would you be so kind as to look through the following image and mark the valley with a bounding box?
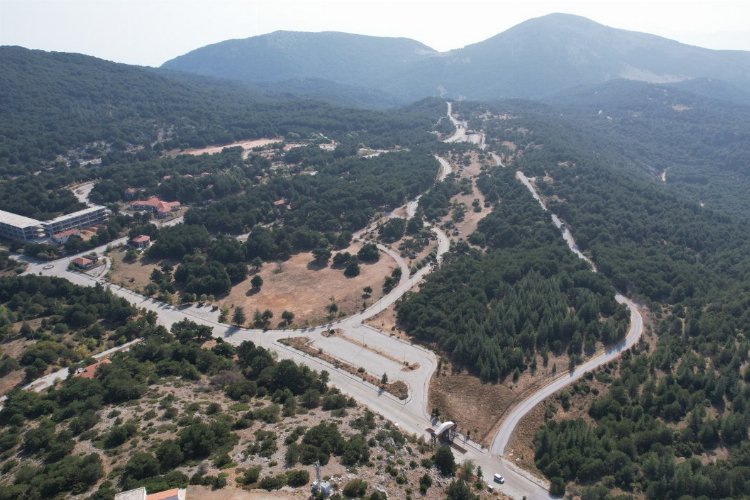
[3,102,645,500]
[2,13,750,500]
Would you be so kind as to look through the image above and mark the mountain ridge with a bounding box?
[161,13,750,102]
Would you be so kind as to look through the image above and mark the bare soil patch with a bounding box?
[364,301,415,343]
[0,369,25,396]
[505,401,547,477]
[442,152,491,244]
[107,248,160,293]
[169,138,283,158]
[1,337,29,358]
[221,244,395,327]
[187,486,307,499]
[429,353,572,448]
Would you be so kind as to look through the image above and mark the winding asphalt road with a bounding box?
[8,106,645,499]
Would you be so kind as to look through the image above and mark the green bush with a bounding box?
[286,469,310,487]
[259,474,286,490]
[343,478,368,497]
[241,466,261,485]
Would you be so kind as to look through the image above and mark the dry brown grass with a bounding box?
[505,401,547,477]
[429,353,572,448]
[363,302,415,342]
[221,243,395,327]
[0,369,25,397]
[107,248,160,293]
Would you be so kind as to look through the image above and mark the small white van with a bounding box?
[493,473,505,484]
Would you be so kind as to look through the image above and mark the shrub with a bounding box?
[343,478,368,497]
[259,474,286,490]
[286,469,310,487]
[241,466,261,485]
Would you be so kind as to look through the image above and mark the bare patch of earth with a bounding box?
[221,244,395,328]
[107,248,161,294]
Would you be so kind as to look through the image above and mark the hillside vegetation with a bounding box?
[453,91,750,497]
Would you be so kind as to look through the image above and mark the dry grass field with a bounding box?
[221,243,396,327]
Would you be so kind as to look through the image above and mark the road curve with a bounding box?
[491,294,643,456]
[8,104,646,500]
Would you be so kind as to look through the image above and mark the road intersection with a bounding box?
[8,105,644,499]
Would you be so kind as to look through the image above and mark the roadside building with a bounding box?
[74,358,111,379]
[130,234,151,249]
[0,210,45,241]
[130,197,181,218]
[43,205,108,236]
[71,256,95,269]
[115,487,186,500]
[0,205,107,242]
[51,228,81,245]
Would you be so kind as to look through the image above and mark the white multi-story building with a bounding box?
[42,205,108,236]
[0,210,45,241]
[0,205,108,242]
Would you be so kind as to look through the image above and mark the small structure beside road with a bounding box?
[115,487,186,500]
[74,358,111,379]
[71,256,96,270]
[130,234,151,249]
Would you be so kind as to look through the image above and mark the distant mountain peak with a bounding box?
[162,14,750,102]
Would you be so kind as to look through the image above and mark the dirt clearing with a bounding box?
[429,352,573,448]
[221,243,396,327]
[106,248,160,293]
[169,138,283,158]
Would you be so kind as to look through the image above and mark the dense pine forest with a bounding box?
[397,167,627,382]
[455,94,750,498]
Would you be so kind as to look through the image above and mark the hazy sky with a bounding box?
[2,0,749,67]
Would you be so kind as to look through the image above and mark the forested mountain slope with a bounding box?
[397,167,628,382]
[162,14,750,102]
[0,46,441,176]
[454,93,750,497]
[542,79,750,220]
[162,30,434,92]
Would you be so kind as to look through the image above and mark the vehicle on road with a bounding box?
[493,473,505,484]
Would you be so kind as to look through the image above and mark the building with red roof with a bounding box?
[129,197,181,218]
[71,256,94,269]
[75,358,111,379]
[130,234,151,249]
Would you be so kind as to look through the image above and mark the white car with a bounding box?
[493,473,505,484]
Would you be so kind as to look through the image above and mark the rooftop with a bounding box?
[131,235,151,243]
[0,209,42,229]
[44,205,106,225]
[130,197,181,213]
[76,358,111,379]
[146,488,183,500]
[72,257,93,266]
[114,487,147,500]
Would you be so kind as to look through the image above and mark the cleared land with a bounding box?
[221,243,396,327]
[441,152,491,246]
[170,138,283,158]
[428,352,572,448]
[107,248,161,293]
